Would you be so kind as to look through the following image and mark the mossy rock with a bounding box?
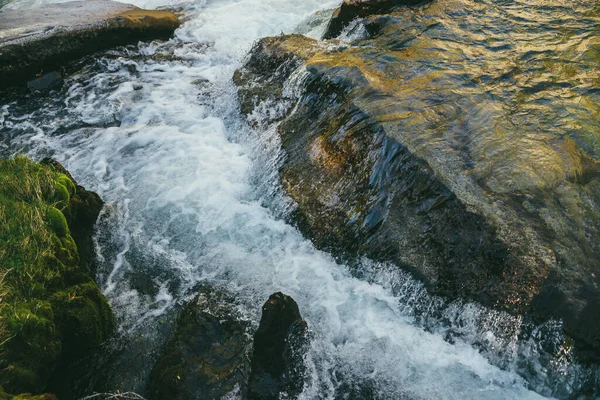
[49,282,115,361]
[41,159,104,276]
[12,394,57,400]
[0,301,61,394]
[53,183,70,209]
[0,157,113,395]
[53,175,76,210]
[56,174,76,198]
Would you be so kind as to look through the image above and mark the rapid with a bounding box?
[0,0,597,398]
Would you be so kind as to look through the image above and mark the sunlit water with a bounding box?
[0,0,597,398]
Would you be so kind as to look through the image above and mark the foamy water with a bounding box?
[0,0,588,398]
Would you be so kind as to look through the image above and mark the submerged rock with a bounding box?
[234,0,600,360]
[147,286,251,400]
[248,292,308,400]
[26,72,62,93]
[0,157,114,397]
[0,0,180,87]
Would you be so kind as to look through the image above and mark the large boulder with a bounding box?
[248,293,308,400]
[234,0,600,360]
[0,0,180,87]
[0,157,114,397]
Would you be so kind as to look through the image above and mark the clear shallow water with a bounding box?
[0,0,596,398]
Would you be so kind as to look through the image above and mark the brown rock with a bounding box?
[234,15,600,360]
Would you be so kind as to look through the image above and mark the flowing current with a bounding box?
[0,0,595,398]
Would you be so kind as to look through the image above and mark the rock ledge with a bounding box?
[0,0,181,87]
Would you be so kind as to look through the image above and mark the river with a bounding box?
[0,0,596,398]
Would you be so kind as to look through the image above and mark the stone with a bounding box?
[41,158,104,276]
[0,0,181,87]
[233,34,323,122]
[0,157,114,397]
[147,286,251,400]
[26,72,62,92]
[248,292,308,400]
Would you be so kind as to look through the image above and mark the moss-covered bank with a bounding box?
[0,157,114,397]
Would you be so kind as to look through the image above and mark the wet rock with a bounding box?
[233,34,323,122]
[0,0,181,88]
[234,1,600,359]
[147,286,251,400]
[322,0,430,39]
[147,290,308,400]
[248,293,308,400]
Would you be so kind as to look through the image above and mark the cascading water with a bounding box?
[0,0,596,398]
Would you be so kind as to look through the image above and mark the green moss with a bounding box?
[45,207,67,238]
[53,175,76,211]
[56,174,75,198]
[0,385,57,400]
[0,157,114,395]
[12,394,57,400]
[53,183,69,210]
[1,300,62,393]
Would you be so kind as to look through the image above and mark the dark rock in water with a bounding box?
[322,0,431,39]
[147,290,308,400]
[147,286,251,400]
[0,0,181,88]
[26,72,62,92]
[248,292,308,400]
[234,0,600,362]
